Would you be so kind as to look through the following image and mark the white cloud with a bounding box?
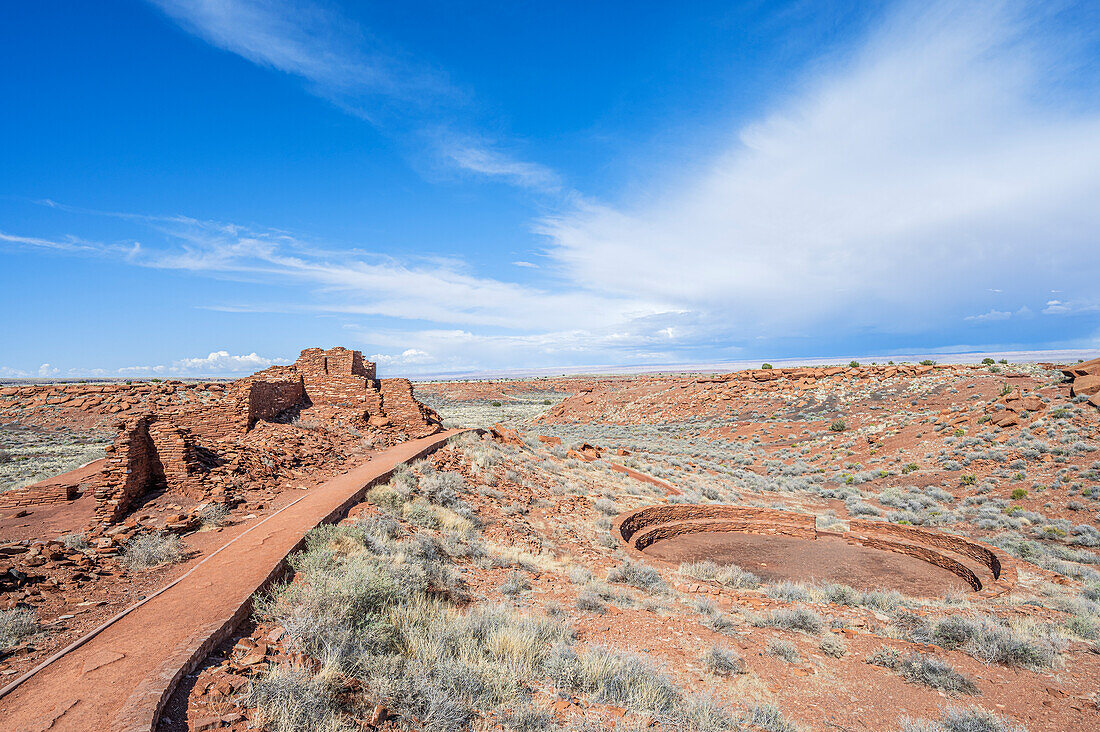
[38,363,59,377]
[171,350,291,373]
[538,1,1100,337]
[438,141,562,193]
[965,309,1011,322]
[0,366,30,378]
[1043,299,1098,315]
[370,348,434,367]
[114,351,291,377]
[512,261,538,269]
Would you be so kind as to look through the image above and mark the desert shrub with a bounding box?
[766,639,799,663]
[575,590,607,614]
[819,634,846,658]
[849,360,860,368]
[0,608,38,652]
[246,664,349,732]
[663,693,742,731]
[760,607,823,634]
[830,420,847,432]
[679,561,760,588]
[62,532,88,550]
[199,502,230,528]
[499,706,555,731]
[593,498,618,515]
[900,706,1026,732]
[121,532,184,570]
[491,401,502,407]
[1010,488,1028,500]
[607,560,666,592]
[746,703,800,732]
[569,646,682,714]
[701,644,745,675]
[932,615,1057,668]
[500,570,530,596]
[765,581,811,603]
[1069,524,1100,547]
[884,653,979,695]
[421,471,465,507]
[823,583,859,606]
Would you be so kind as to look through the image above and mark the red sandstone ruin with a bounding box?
[0,347,442,522]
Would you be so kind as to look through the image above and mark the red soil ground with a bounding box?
[643,532,972,596]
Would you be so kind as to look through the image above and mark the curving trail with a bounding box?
[0,429,464,732]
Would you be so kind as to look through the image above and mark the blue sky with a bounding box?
[2,0,1099,378]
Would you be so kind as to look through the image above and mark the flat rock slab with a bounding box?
[0,430,463,732]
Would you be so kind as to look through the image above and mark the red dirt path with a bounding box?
[0,430,463,732]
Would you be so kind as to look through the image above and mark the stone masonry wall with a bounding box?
[96,415,161,523]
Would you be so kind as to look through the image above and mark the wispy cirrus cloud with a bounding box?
[0,208,680,369]
[147,0,558,193]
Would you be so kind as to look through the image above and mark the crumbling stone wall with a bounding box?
[380,378,442,438]
[0,482,76,508]
[97,415,162,523]
[241,378,305,430]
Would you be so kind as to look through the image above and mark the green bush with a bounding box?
[761,363,773,369]
[920,359,936,366]
[491,401,502,407]
[982,358,995,365]
[1011,488,1028,500]
[849,360,860,368]
[830,419,847,432]
[960,474,976,486]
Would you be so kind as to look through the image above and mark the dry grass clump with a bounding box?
[701,644,746,676]
[931,615,1060,669]
[607,560,667,593]
[755,607,824,634]
[867,647,978,695]
[679,560,761,589]
[900,706,1026,732]
[766,638,799,663]
[0,608,38,652]
[818,634,846,658]
[121,532,184,569]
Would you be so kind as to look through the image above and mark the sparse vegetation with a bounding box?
[0,608,38,652]
[121,532,185,569]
